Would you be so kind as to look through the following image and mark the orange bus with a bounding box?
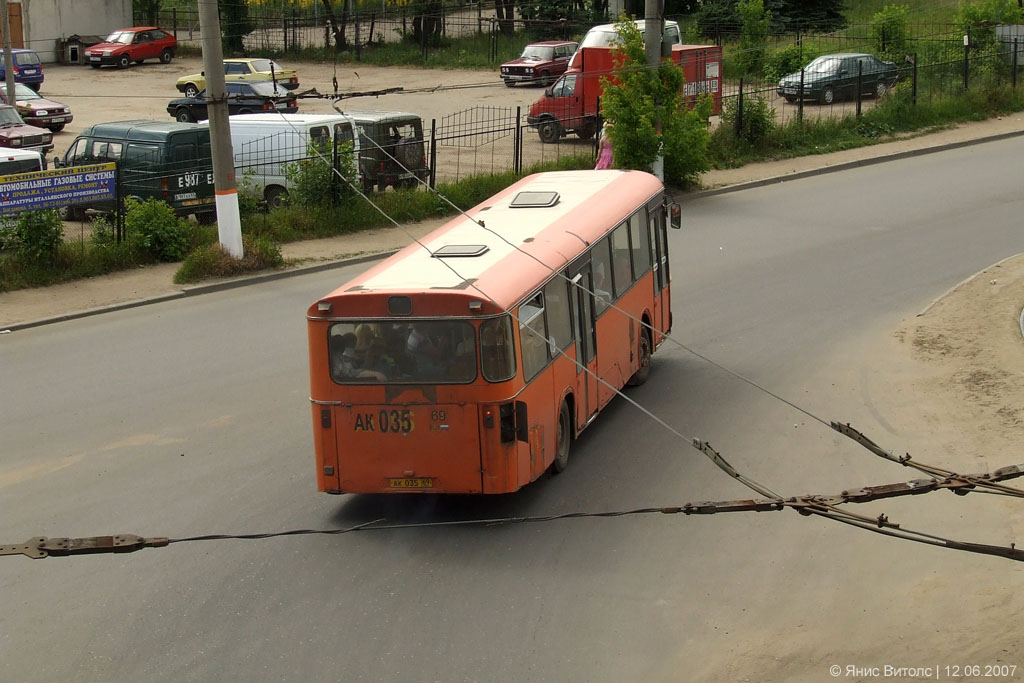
[306,169,679,494]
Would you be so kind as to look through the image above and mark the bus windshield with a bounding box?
[328,320,477,384]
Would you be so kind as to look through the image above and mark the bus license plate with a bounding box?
[389,477,433,489]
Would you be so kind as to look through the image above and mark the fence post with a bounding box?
[1014,39,1018,89]
[798,69,804,123]
[856,61,862,117]
[283,13,288,52]
[881,25,886,53]
[331,134,339,201]
[355,13,361,61]
[429,118,437,189]
[963,29,969,90]
[477,1,482,35]
[912,53,917,105]
[515,106,522,174]
[172,8,178,40]
[736,78,744,137]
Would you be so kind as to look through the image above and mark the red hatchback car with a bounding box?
[84,27,177,68]
[500,40,578,87]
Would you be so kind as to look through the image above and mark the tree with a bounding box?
[600,15,712,186]
[735,0,772,77]
[412,0,444,46]
[220,0,254,56]
[320,0,352,50]
[495,0,515,36]
[133,0,161,27]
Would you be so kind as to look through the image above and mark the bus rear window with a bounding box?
[328,320,476,384]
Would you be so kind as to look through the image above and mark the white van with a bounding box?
[568,19,682,69]
[213,113,360,208]
[0,148,45,175]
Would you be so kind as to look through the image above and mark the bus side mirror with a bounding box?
[668,202,682,229]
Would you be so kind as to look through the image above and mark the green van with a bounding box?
[55,120,215,221]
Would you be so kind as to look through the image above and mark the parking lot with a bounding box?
[42,56,595,179]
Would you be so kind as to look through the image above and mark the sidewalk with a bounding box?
[3,114,1023,331]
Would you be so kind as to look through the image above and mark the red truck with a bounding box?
[526,44,723,144]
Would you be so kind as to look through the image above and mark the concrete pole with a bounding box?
[644,0,664,181]
[1,0,17,111]
[198,0,243,258]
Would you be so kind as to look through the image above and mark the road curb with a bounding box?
[2,250,397,333]
[6,127,1024,332]
[686,128,1024,200]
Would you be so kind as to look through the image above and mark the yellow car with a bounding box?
[175,58,299,98]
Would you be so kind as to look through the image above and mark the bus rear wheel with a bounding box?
[626,328,652,386]
[551,401,571,474]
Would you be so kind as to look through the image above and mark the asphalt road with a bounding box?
[3,137,1024,681]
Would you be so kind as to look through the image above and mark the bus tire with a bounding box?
[552,401,571,474]
[626,327,652,386]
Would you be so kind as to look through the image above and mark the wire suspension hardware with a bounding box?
[4,454,1021,561]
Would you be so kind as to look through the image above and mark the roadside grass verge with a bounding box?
[0,154,592,292]
[709,83,1024,169]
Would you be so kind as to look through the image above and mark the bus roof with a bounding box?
[318,170,663,313]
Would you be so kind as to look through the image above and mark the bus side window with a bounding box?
[481,316,516,382]
[628,211,651,276]
[610,223,632,298]
[519,293,549,381]
[591,237,613,315]
[542,277,572,352]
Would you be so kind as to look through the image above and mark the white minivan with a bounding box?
[0,148,45,175]
[214,113,361,208]
[568,19,682,69]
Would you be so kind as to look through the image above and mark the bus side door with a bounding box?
[648,199,670,340]
[570,263,599,426]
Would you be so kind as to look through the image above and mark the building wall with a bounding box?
[19,0,132,63]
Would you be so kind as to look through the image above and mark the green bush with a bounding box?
[14,210,63,262]
[871,5,911,62]
[283,141,359,209]
[174,235,284,284]
[764,45,819,82]
[721,93,776,144]
[123,198,192,262]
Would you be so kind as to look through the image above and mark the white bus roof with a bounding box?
[323,170,664,312]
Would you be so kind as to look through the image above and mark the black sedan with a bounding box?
[167,81,298,122]
[777,53,899,105]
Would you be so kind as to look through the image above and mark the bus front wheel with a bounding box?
[552,401,571,474]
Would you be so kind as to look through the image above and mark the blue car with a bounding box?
[0,49,44,91]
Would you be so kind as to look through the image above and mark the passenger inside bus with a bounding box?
[330,332,387,381]
[406,322,446,375]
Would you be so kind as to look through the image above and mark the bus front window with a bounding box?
[328,320,476,384]
[481,316,516,382]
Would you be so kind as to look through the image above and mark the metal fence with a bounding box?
[721,38,1024,133]
[140,4,600,58]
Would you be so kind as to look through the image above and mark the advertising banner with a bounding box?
[0,163,117,216]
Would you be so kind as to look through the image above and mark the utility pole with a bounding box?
[644,0,664,181]
[197,0,243,258]
[1,0,16,111]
